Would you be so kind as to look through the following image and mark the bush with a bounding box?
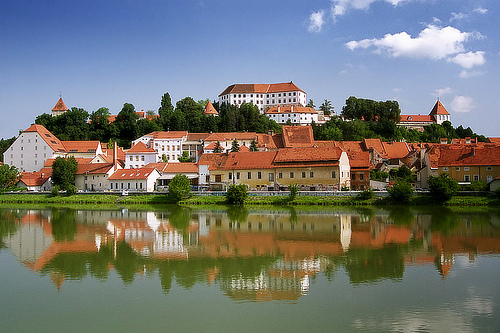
[495,188,500,200]
[428,174,459,203]
[51,185,60,197]
[287,184,299,202]
[66,184,77,196]
[356,188,374,200]
[226,184,248,205]
[387,180,414,203]
[468,180,488,191]
[167,174,191,203]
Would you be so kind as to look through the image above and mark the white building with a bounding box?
[132,131,188,163]
[265,106,318,125]
[218,81,307,113]
[125,142,158,169]
[108,167,161,192]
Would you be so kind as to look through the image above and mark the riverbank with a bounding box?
[0,192,499,206]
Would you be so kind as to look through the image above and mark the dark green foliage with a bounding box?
[389,165,415,183]
[115,103,139,148]
[51,185,60,197]
[51,157,78,191]
[0,137,15,163]
[178,151,192,162]
[320,99,333,116]
[468,180,488,191]
[213,141,223,153]
[287,184,299,202]
[249,139,258,152]
[387,180,414,203]
[355,188,374,200]
[36,108,90,140]
[496,188,500,199]
[230,139,240,152]
[168,174,191,203]
[341,96,401,122]
[428,174,460,203]
[226,184,248,205]
[0,164,20,191]
[370,169,389,182]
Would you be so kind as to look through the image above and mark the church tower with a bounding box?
[51,97,68,117]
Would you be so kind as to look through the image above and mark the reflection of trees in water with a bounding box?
[168,205,192,231]
[387,206,415,225]
[0,210,19,249]
[51,208,77,241]
[226,205,248,223]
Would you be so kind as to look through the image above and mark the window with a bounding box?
[279,172,283,179]
[141,156,145,161]
[215,175,222,182]
[290,172,294,179]
[464,167,470,171]
[455,167,460,171]
[487,176,493,182]
[310,172,314,178]
[443,167,449,171]
[359,174,364,180]
[464,175,470,182]
[229,173,232,180]
[269,173,274,181]
[352,174,356,180]
[302,172,306,178]
[473,175,479,181]
[487,166,493,171]
[236,172,240,180]
[332,171,336,178]
[248,172,251,179]
[258,172,262,179]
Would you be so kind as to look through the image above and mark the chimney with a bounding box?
[113,141,118,169]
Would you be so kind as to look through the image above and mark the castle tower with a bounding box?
[51,97,68,117]
[429,100,450,125]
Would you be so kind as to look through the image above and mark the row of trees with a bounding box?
[34,93,281,148]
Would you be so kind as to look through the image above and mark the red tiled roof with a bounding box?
[108,167,157,180]
[223,151,277,170]
[76,163,115,175]
[256,133,278,149]
[399,114,434,122]
[382,141,410,159]
[62,141,101,153]
[282,126,314,148]
[143,131,188,139]
[239,144,250,152]
[19,171,51,186]
[429,100,450,115]
[23,124,66,153]
[438,145,500,167]
[203,101,218,115]
[265,106,317,114]
[126,141,156,154]
[144,162,169,172]
[197,153,228,170]
[204,141,218,150]
[52,97,68,111]
[363,138,386,156]
[218,82,305,96]
[274,147,342,164]
[186,133,211,141]
[487,137,500,145]
[164,162,198,173]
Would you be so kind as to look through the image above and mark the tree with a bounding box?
[51,156,78,193]
[249,139,258,152]
[158,92,174,131]
[115,103,138,148]
[306,99,315,108]
[226,184,248,205]
[178,151,192,162]
[230,139,240,152]
[387,180,414,203]
[89,107,113,142]
[428,174,459,203]
[320,99,334,116]
[175,97,204,132]
[168,174,191,203]
[213,141,223,153]
[0,164,20,191]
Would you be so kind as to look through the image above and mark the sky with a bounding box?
[0,0,499,139]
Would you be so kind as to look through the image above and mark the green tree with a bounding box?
[89,107,113,142]
[226,184,248,205]
[168,174,191,203]
[175,97,204,132]
[0,137,16,163]
[158,92,174,131]
[0,164,20,191]
[428,174,459,203]
[306,99,315,108]
[387,180,414,203]
[115,103,139,148]
[51,156,78,193]
[249,139,258,152]
[320,99,334,116]
[178,151,192,162]
[230,139,240,152]
[213,141,223,153]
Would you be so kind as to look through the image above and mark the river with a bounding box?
[0,205,499,332]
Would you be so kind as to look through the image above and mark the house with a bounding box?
[218,81,307,113]
[132,131,188,162]
[182,133,211,162]
[335,141,371,190]
[108,167,161,192]
[124,142,158,169]
[62,141,104,159]
[75,162,119,192]
[202,132,257,153]
[17,170,52,192]
[419,143,500,188]
[204,147,350,191]
[398,100,451,130]
[156,162,200,189]
[265,106,318,125]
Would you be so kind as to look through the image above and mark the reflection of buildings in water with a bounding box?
[220,258,326,302]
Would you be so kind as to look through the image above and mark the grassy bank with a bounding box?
[1,192,499,206]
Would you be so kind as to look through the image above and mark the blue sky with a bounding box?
[1,0,498,139]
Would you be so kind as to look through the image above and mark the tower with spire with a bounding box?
[51,96,68,117]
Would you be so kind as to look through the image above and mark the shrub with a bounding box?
[51,185,60,197]
[468,180,488,191]
[356,188,374,200]
[495,188,500,200]
[387,180,414,203]
[226,184,248,205]
[66,184,77,196]
[287,184,299,202]
[168,174,191,203]
[428,174,459,203]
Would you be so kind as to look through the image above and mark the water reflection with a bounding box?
[1,206,499,301]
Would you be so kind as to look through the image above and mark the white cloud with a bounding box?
[432,87,453,97]
[308,10,326,33]
[448,51,485,69]
[473,7,488,15]
[450,12,468,22]
[450,95,475,113]
[331,0,410,20]
[459,70,484,78]
[346,25,469,59]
